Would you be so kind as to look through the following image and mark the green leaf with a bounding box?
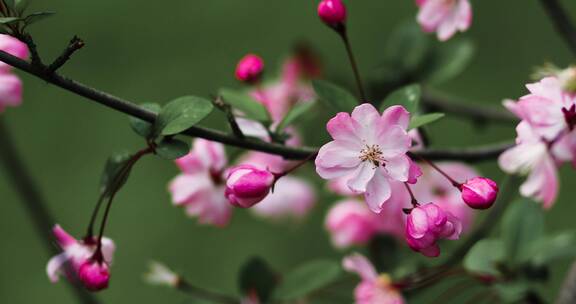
[0,17,21,24]
[312,80,358,112]
[129,103,161,139]
[99,152,132,198]
[464,239,505,276]
[384,21,429,72]
[408,113,445,130]
[530,232,576,266]
[155,138,190,160]
[15,0,29,13]
[24,11,55,26]
[493,282,531,303]
[155,96,213,136]
[420,38,475,84]
[276,101,315,132]
[274,260,341,301]
[502,200,545,264]
[238,257,277,303]
[381,84,421,113]
[219,88,270,122]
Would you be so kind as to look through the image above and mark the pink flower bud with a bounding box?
[225,165,275,208]
[318,0,347,26]
[405,203,462,257]
[235,54,264,84]
[460,177,499,209]
[78,261,110,291]
[325,200,379,248]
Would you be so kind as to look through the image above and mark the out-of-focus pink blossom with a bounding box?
[405,203,462,257]
[0,73,22,113]
[46,225,115,291]
[225,165,275,208]
[416,0,472,41]
[460,177,499,209]
[0,34,29,72]
[169,139,232,226]
[318,0,347,27]
[343,253,405,304]
[316,104,420,213]
[235,54,264,84]
[251,176,316,220]
[326,200,379,248]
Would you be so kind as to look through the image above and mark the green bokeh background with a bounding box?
[1,0,575,303]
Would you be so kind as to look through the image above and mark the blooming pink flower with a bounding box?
[316,104,420,213]
[405,203,462,257]
[0,34,28,72]
[326,200,379,248]
[235,54,264,84]
[343,254,405,304]
[0,73,22,113]
[169,139,232,226]
[499,122,559,208]
[318,0,347,26]
[225,164,275,208]
[251,176,316,220]
[46,225,115,291]
[460,177,499,209]
[416,0,472,41]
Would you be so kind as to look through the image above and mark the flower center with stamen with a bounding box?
[359,144,384,168]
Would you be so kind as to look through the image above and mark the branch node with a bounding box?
[48,36,85,73]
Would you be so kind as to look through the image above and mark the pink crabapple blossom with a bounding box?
[235,54,265,84]
[343,253,405,304]
[317,0,347,27]
[460,177,499,209]
[0,34,29,72]
[325,199,380,248]
[405,203,462,257]
[416,0,472,41]
[169,139,232,226]
[315,103,421,213]
[251,176,316,220]
[0,73,23,113]
[224,164,276,208]
[46,225,115,291]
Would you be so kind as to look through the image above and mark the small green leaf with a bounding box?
[99,152,132,198]
[381,84,421,113]
[464,239,505,276]
[409,113,444,129]
[384,21,429,73]
[129,103,161,139]
[219,88,270,122]
[4,0,14,9]
[0,17,21,24]
[15,0,29,13]
[493,282,531,303]
[312,80,358,112]
[24,11,55,26]
[155,138,190,160]
[502,200,545,264]
[530,232,576,266]
[238,257,277,303]
[276,101,315,132]
[419,38,475,84]
[274,260,341,301]
[155,96,213,136]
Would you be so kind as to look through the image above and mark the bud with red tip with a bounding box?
[460,177,499,210]
[235,54,264,84]
[317,0,347,27]
[78,261,111,291]
[225,164,275,208]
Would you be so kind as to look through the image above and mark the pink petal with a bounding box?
[377,126,411,158]
[46,253,68,283]
[381,105,410,129]
[251,176,316,219]
[342,253,378,281]
[315,141,361,168]
[384,155,411,182]
[364,170,392,213]
[168,173,213,206]
[52,225,77,249]
[347,162,376,193]
[326,112,363,146]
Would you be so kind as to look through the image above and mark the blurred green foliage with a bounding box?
[1,0,576,303]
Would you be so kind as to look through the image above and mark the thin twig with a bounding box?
[48,36,85,73]
[213,96,245,139]
[538,0,576,56]
[0,49,510,162]
[0,117,100,304]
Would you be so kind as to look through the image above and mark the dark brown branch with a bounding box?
[0,118,100,304]
[48,36,85,73]
[0,49,510,162]
[213,96,245,139]
[538,0,576,57]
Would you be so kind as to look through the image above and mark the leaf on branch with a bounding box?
[99,152,132,198]
[464,239,505,276]
[273,260,342,301]
[312,80,358,112]
[238,257,277,303]
[381,83,421,114]
[24,11,56,26]
[502,200,545,265]
[419,38,475,85]
[129,102,161,139]
[15,0,30,14]
[408,112,445,130]
[155,138,190,160]
[0,17,21,25]
[155,96,214,136]
[219,88,270,122]
[276,101,316,133]
[384,21,429,73]
[530,231,576,266]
